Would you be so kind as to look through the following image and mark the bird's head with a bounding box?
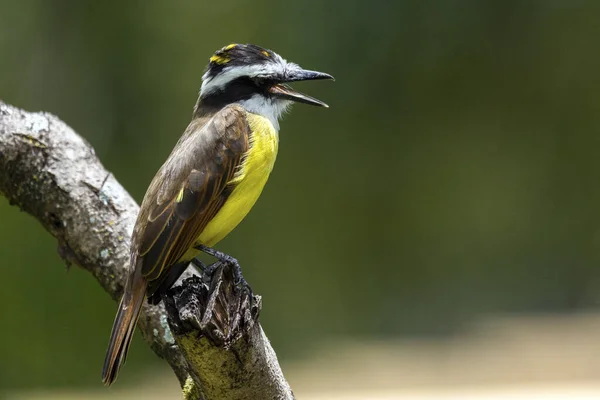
[196,44,333,127]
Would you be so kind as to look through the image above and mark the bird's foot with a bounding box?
[180,244,259,345]
[190,256,218,276]
[194,244,253,298]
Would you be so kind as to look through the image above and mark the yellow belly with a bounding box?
[195,112,279,248]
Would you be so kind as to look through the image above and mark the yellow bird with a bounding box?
[102,43,333,385]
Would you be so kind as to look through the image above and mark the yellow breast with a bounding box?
[196,112,279,247]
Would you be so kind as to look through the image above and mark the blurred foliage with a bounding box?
[1,0,600,391]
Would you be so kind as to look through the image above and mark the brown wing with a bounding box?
[130,105,250,283]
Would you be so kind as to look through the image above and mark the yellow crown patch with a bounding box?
[210,54,231,65]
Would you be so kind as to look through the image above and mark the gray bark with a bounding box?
[0,100,294,400]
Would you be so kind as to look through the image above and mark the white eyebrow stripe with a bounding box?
[200,59,287,96]
[201,65,266,93]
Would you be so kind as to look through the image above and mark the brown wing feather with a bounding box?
[130,105,250,284]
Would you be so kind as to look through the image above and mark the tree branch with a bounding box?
[0,100,294,400]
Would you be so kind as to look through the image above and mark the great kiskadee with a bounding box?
[101,43,333,385]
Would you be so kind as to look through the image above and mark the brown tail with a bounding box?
[102,267,147,386]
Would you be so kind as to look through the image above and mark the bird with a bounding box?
[101,43,333,385]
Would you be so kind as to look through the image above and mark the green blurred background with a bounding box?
[2,0,600,394]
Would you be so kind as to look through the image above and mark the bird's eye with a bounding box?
[252,77,266,86]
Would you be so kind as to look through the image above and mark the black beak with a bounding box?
[268,66,334,107]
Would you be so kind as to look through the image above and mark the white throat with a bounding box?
[237,95,291,131]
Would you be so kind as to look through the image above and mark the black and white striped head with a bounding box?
[196,44,333,129]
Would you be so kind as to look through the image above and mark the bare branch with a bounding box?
[0,100,294,400]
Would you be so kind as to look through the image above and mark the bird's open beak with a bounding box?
[268,67,334,107]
